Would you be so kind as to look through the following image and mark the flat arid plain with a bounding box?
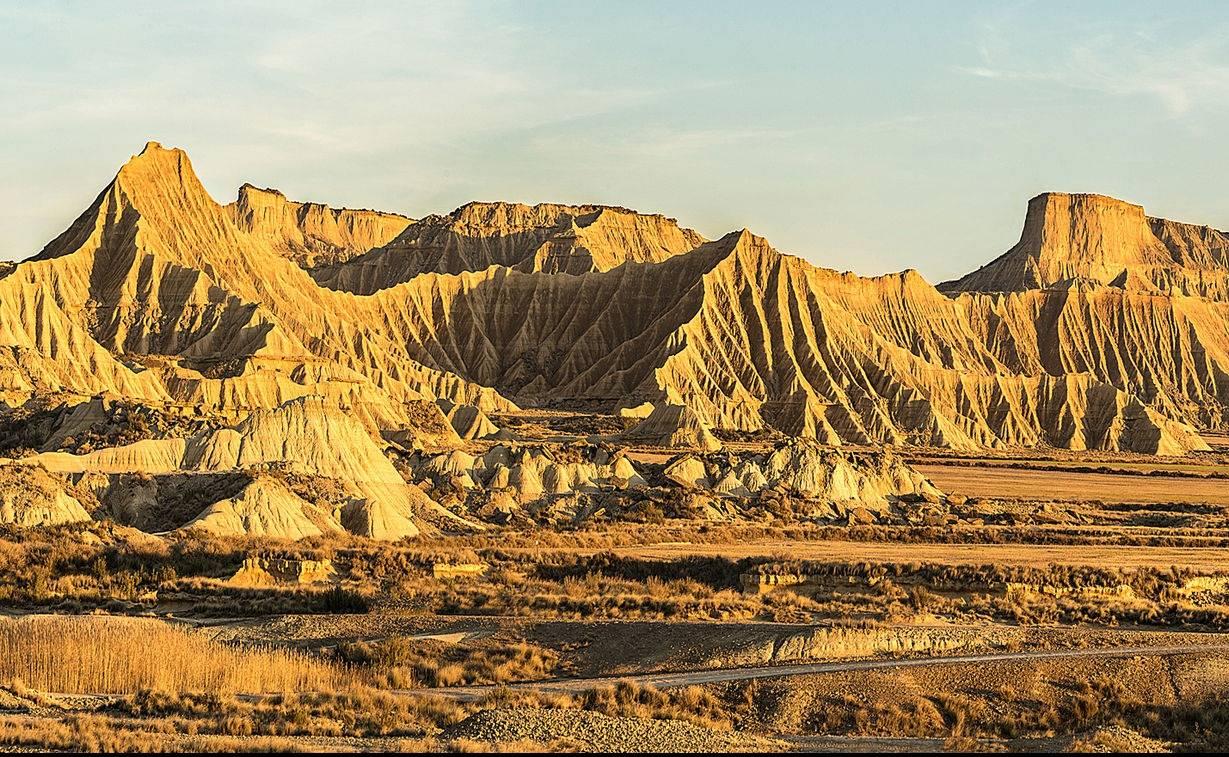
[3,142,1229,753]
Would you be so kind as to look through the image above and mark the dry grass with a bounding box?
[336,637,560,688]
[0,615,344,694]
[474,680,733,731]
[0,716,307,753]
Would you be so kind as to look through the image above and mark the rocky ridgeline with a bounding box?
[0,142,1221,457]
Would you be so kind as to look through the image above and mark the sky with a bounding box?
[3,1,1229,281]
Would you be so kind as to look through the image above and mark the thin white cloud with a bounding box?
[957,26,1229,118]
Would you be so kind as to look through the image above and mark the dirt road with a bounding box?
[420,643,1229,700]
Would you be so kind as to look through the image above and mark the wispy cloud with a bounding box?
[956,24,1229,118]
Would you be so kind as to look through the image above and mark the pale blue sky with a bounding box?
[3,1,1229,280]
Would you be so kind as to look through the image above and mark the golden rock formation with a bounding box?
[0,142,1221,465]
[943,192,1229,298]
[226,184,412,270]
[312,201,706,293]
[26,397,467,540]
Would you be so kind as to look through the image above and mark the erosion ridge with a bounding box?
[312,200,707,293]
[0,141,1222,464]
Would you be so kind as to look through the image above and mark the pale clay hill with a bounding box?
[0,141,1227,538]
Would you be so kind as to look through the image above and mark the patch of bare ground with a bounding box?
[602,538,1229,570]
[916,463,1229,505]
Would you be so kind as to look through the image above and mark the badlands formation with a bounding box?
[0,141,1226,539]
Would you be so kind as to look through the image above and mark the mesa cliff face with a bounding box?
[0,142,1221,458]
[943,192,1229,298]
[939,192,1229,431]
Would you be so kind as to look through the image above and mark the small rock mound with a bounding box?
[437,398,500,440]
[26,396,478,540]
[620,404,721,451]
[406,442,645,525]
[665,440,942,517]
[180,476,344,539]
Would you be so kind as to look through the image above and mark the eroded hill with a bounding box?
[0,141,1223,465]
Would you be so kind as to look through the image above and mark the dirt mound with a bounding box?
[28,396,475,539]
[406,442,644,525]
[180,476,344,539]
[437,398,500,440]
[442,707,777,752]
[1064,724,1171,753]
[620,403,721,451]
[665,440,942,517]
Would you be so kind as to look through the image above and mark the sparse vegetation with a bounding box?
[0,616,344,694]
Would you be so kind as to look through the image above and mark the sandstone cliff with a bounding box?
[373,229,1207,452]
[0,142,510,428]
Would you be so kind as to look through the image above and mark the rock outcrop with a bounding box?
[942,192,1229,298]
[26,397,470,540]
[0,464,92,527]
[0,141,510,429]
[312,201,706,293]
[182,475,342,539]
[0,143,1220,462]
[377,229,1209,452]
[619,403,721,451]
[666,441,942,516]
[226,184,412,270]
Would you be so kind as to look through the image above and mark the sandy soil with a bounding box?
[915,463,1229,504]
[562,538,1229,570]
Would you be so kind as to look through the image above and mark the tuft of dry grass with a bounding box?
[0,615,343,695]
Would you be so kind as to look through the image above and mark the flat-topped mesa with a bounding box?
[226,184,412,270]
[311,200,706,294]
[942,192,1229,298]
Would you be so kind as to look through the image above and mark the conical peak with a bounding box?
[113,140,209,205]
[714,227,769,252]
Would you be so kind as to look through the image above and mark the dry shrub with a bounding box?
[0,615,342,694]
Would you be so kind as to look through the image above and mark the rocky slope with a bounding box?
[375,229,1207,452]
[0,142,509,430]
[0,143,1220,459]
[312,201,706,293]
